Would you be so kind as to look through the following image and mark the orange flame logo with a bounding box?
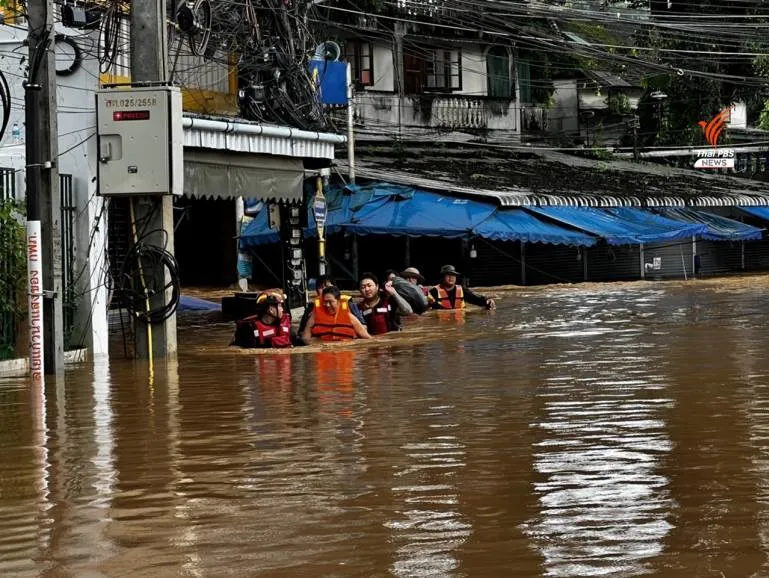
[698,107,730,148]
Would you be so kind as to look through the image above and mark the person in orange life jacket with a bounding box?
[429,264,496,310]
[297,274,365,336]
[231,294,294,348]
[358,272,413,335]
[302,286,371,343]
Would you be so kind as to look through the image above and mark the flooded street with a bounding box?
[4,277,769,577]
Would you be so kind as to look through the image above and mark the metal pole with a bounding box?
[131,0,177,359]
[27,0,63,377]
[25,82,43,385]
[346,62,356,184]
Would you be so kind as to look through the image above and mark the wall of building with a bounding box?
[550,80,579,135]
[0,22,109,356]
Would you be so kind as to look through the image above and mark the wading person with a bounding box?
[231,293,294,349]
[302,286,371,343]
[429,264,496,310]
[358,272,412,335]
[298,274,364,336]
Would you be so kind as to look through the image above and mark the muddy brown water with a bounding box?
[4,277,769,577]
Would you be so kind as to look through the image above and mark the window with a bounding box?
[404,48,462,94]
[517,60,532,103]
[344,40,374,87]
[426,49,461,91]
[486,46,512,98]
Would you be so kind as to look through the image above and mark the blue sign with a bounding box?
[313,197,327,227]
[309,60,349,106]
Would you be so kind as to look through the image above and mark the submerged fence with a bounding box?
[0,167,18,360]
[0,172,79,360]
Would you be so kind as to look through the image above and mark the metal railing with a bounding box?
[0,167,18,360]
[60,173,77,350]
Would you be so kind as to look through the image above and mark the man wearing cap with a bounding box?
[429,264,495,310]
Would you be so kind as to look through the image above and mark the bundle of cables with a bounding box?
[0,68,10,142]
[116,230,181,324]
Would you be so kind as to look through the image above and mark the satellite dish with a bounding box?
[313,41,341,62]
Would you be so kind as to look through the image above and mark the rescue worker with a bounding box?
[298,274,364,336]
[231,293,294,348]
[429,264,496,310]
[358,272,412,335]
[302,286,371,343]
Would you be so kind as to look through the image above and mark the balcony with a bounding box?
[353,92,519,138]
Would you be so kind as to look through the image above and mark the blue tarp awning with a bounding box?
[655,208,764,242]
[737,206,769,222]
[239,205,280,248]
[472,209,598,246]
[344,188,496,238]
[529,207,707,245]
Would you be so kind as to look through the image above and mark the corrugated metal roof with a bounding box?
[583,69,633,89]
[345,160,769,208]
[182,114,344,160]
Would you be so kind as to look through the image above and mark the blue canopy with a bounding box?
[529,207,707,245]
[655,208,764,242]
[239,206,280,248]
[737,206,769,222]
[473,209,598,246]
[344,188,496,238]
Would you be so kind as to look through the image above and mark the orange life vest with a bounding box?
[311,296,357,341]
[433,285,466,310]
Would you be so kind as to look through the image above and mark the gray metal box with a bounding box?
[96,86,183,196]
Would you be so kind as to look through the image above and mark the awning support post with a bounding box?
[352,234,359,283]
[691,236,697,278]
[741,241,746,270]
[640,243,645,279]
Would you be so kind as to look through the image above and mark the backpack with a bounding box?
[391,276,428,314]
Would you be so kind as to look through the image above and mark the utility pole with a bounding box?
[393,23,405,141]
[346,62,356,184]
[26,0,63,378]
[131,0,177,358]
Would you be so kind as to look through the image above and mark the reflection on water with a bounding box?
[523,304,674,576]
[5,278,769,575]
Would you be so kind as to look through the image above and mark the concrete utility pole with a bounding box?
[26,0,64,376]
[131,0,178,358]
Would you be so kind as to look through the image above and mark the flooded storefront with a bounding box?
[3,277,769,576]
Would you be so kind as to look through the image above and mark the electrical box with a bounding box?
[96,86,183,196]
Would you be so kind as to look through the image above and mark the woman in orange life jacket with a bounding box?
[298,274,365,336]
[231,293,294,348]
[302,286,371,344]
[428,264,496,311]
[358,272,413,336]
